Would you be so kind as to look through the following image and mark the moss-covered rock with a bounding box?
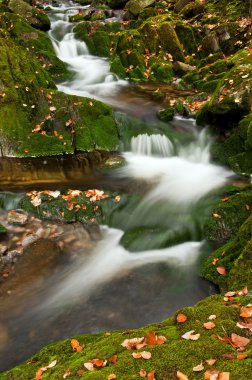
[1,293,252,379]
[202,213,252,291]
[196,48,252,128]
[6,0,51,31]
[204,189,252,243]
[0,223,7,234]
[126,0,156,17]
[19,189,121,224]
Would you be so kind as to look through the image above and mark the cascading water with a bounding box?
[48,3,127,100]
[0,1,233,372]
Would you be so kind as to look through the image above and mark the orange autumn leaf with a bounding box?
[240,305,252,318]
[156,335,166,345]
[121,337,146,350]
[147,370,156,380]
[177,370,189,380]
[109,355,118,364]
[176,313,188,323]
[231,333,250,348]
[90,358,107,367]
[216,266,227,275]
[71,339,83,352]
[107,374,117,380]
[146,331,156,345]
[237,353,248,360]
[245,203,250,210]
[203,322,216,330]
[77,369,84,375]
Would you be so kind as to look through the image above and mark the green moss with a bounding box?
[202,214,252,291]
[204,190,252,243]
[205,0,250,21]
[175,21,198,56]
[158,106,175,122]
[0,223,7,234]
[2,293,252,379]
[110,56,126,78]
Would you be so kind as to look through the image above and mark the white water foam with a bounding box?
[48,6,127,99]
[42,227,202,309]
[120,131,231,204]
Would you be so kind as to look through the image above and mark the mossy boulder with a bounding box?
[105,0,128,9]
[6,0,51,31]
[211,112,252,175]
[126,0,156,17]
[0,11,69,81]
[196,48,252,129]
[19,189,121,224]
[204,189,252,243]
[1,293,252,379]
[202,213,252,291]
[205,0,251,21]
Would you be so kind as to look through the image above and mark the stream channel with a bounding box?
[0,0,233,371]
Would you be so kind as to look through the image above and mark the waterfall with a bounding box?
[47,3,127,99]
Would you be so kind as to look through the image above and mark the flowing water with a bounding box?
[0,0,233,371]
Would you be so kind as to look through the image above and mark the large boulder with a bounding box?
[126,0,156,16]
[7,0,51,31]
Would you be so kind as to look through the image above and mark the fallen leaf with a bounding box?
[205,359,217,365]
[177,313,188,323]
[204,322,216,330]
[140,369,147,378]
[177,370,189,380]
[132,352,142,359]
[208,315,217,320]
[240,305,252,318]
[108,375,116,380]
[222,353,235,360]
[132,351,151,359]
[213,213,221,218]
[237,353,248,360]
[156,335,166,345]
[147,370,156,380]
[193,361,204,371]
[84,362,94,371]
[224,291,236,297]
[63,369,71,378]
[231,333,250,348]
[121,337,146,350]
[141,351,152,360]
[71,339,83,352]
[109,355,118,364]
[146,331,156,345]
[89,358,107,367]
[181,330,200,340]
[216,266,227,275]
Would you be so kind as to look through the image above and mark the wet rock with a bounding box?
[202,32,221,54]
[7,210,28,226]
[18,239,60,276]
[0,244,8,256]
[174,0,191,13]
[173,61,196,75]
[21,233,39,248]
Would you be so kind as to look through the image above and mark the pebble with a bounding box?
[7,210,28,226]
